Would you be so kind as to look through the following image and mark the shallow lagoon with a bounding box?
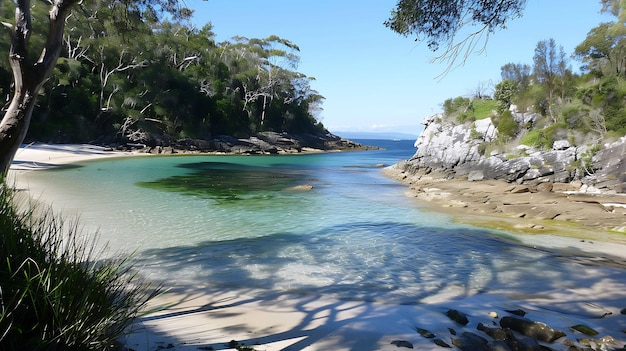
[21,140,626,304]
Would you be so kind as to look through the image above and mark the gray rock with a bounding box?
[512,336,542,351]
[477,322,509,340]
[416,327,435,338]
[390,340,413,348]
[553,140,571,150]
[500,316,566,343]
[489,340,514,351]
[434,338,451,348]
[446,309,469,325]
[451,332,489,351]
[468,170,485,181]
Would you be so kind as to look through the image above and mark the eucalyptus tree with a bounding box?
[218,35,304,131]
[0,0,192,175]
[574,20,626,78]
[533,38,568,122]
[385,0,526,68]
[500,63,531,91]
[0,0,79,175]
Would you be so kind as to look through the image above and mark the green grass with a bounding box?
[471,99,497,120]
[0,185,160,350]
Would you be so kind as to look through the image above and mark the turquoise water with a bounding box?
[22,140,626,304]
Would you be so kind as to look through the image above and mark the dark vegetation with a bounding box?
[441,3,626,151]
[0,187,159,350]
[0,0,326,146]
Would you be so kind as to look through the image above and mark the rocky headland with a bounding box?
[386,110,626,237]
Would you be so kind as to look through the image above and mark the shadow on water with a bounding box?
[124,222,626,350]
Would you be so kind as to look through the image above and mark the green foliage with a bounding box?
[469,127,483,140]
[443,97,471,116]
[443,97,495,123]
[571,144,602,175]
[494,80,518,113]
[0,186,159,350]
[520,129,548,148]
[496,110,518,137]
[471,99,497,120]
[0,0,326,144]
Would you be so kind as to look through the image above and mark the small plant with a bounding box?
[469,127,483,140]
[0,185,160,350]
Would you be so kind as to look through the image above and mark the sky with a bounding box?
[187,1,613,136]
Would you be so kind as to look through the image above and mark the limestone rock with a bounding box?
[402,114,625,192]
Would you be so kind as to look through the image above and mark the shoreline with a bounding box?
[7,144,626,351]
[382,164,626,243]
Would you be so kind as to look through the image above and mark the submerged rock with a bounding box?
[434,339,451,348]
[570,324,599,336]
[416,327,435,338]
[477,322,509,340]
[451,332,489,351]
[390,340,414,348]
[500,316,566,343]
[446,309,469,325]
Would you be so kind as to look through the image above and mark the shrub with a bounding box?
[520,129,549,149]
[497,110,518,138]
[0,185,159,350]
[494,79,517,113]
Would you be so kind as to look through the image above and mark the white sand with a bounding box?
[8,144,626,351]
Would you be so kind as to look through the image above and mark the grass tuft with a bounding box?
[0,185,160,350]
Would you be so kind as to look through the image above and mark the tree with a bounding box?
[500,63,531,90]
[533,38,569,122]
[494,79,517,113]
[0,0,79,176]
[0,0,192,176]
[385,0,526,67]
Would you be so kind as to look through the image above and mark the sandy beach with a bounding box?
[8,144,626,351]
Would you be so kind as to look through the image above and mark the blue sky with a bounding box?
[188,1,612,136]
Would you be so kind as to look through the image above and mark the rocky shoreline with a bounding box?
[99,131,379,155]
[399,306,626,351]
[384,165,626,238]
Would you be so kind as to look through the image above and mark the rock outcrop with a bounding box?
[105,131,376,155]
[402,113,626,194]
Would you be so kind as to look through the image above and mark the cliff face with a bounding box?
[401,113,626,194]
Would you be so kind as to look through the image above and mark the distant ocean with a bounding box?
[21,139,626,304]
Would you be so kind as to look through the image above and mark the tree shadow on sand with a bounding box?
[121,222,626,350]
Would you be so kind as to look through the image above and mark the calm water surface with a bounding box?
[23,140,626,303]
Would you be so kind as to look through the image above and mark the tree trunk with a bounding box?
[0,0,77,177]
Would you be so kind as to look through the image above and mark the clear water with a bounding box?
[21,140,626,304]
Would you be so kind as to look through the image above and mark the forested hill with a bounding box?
[0,1,327,148]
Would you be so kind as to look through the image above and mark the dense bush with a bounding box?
[0,186,159,350]
[496,110,518,138]
[520,129,548,148]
